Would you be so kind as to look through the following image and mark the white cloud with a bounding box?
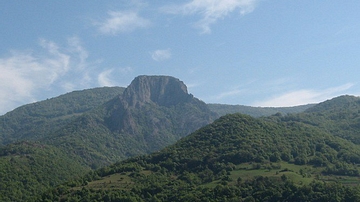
[98,69,116,86]
[67,37,89,69]
[214,89,245,100]
[253,83,354,107]
[151,49,172,61]
[96,11,151,35]
[163,0,258,33]
[0,38,105,115]
[118,66,134,74]
[98,66,134,87]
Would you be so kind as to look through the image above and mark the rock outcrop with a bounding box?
[105,75,217,152]
[122,75,191,107]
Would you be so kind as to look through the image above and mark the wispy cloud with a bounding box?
[151,49,172,61]
[253,83,355,107]
[67,37,89,69]
[214,89,245,100]
[98,69,116,86]
[163,0,258,33]
[0,37,105,115]
[96,11,151,35]
[98,66,133,87]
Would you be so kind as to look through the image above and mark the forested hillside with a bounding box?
[38,110,360,201]
[0,142,88,201]
[0,86,125,145]
[285,95,360,144]
[0,87,125,201]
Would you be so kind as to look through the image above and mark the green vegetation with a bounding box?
[38,111,360,201]
[0,86,125,145]
[0,142,87,201]
[285,95,360,144]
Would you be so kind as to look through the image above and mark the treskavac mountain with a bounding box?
[0,75,217,201]
[38,75,217,168]
[102,75,217,153]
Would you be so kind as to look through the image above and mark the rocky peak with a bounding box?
[122,75,191,107]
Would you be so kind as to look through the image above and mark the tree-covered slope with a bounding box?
[0,142,87,202]
[38,113,360,201]
[285,95,360,144]
[0,86,125,145]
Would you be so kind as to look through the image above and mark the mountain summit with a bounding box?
[123,75,191,107]
[104,75,217,153]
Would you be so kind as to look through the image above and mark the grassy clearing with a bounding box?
[80,169,155,190]
[230,162,317,183]
[203,161,360,187]
[78,162,360,191]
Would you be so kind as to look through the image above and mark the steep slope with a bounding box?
[208,103,314,117]
[0,86,125,145]
[104,75,216,151]
[43,75,217,168]
[39,113,360,201]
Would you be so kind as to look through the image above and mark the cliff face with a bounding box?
[105,75,217,152]
[122,75,191,107]
[39,75,217,168]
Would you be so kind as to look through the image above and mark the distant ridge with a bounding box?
[208,103,315,117]
[287,95,360,144]
[304,95,360,113]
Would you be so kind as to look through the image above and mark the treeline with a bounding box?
[39,175,360,202]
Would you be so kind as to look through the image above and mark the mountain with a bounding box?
[208,103,315,117]
[0,75,216,168]
[0,75,217,201]
[43,75,217,168]
[38,112,360,201]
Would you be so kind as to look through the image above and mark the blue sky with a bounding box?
[1,0,360,114]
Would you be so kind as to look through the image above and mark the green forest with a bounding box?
[38,112,360,201]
